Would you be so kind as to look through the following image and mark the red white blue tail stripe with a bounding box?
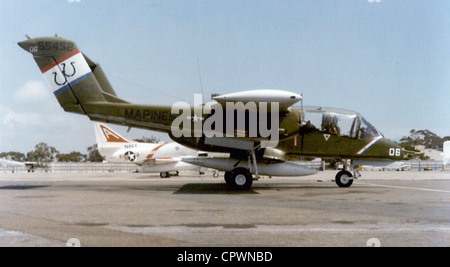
[40,49,92,96]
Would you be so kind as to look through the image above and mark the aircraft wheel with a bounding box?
[224,171,233,185]
[160,172,170,179]
[335,170,353,188]
[226,168,253,190]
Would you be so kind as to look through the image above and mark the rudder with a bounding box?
[18,36,127,115]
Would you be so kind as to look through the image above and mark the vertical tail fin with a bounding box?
[18,36,128,115]
[94,123,133,158]
[94,123,132,145]
[444,141,450,167]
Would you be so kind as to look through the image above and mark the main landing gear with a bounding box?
[159,171,179,178]
[224,168,253,191]
[223,146,261,190]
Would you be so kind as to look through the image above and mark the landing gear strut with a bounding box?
[222,145,261,190]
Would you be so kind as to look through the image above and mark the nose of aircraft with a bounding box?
[381,137,404,160]
[359,136,404,160]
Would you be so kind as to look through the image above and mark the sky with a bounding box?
[1,0,449,154]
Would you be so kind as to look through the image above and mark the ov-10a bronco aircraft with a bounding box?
[19,36,404,190]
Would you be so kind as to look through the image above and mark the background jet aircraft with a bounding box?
[19,36,404,190]
[443,141,450,168]
[0,157,25,173]
[359,161,411,171]
[95,123,201,178]
[0,157,38,173]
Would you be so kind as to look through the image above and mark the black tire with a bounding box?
[226,168,253,190]
[335,170,353,188]
[224,171,233,186]
[160,172,170,179]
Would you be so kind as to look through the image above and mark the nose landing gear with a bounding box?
[335,170,353,187]
[335,160,361,188]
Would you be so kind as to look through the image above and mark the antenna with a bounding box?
[196,58,205,104]
[300,93,305,122]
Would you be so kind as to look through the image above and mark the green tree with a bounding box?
[57,151,87,162]
[400,129,448,149]
[87,145,104,162]
[0,152,26,161]
[26,142,59,163]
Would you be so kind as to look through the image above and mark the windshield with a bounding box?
[358,117,382,139]
[303,109,382,139]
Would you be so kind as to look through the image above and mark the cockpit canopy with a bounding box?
[302,107,383,139]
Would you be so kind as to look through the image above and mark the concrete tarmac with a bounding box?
[0,170,449,247]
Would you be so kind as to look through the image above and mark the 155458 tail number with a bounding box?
[38,41,74,51]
